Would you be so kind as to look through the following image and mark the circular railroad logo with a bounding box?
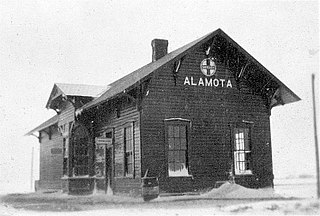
[200,58,216,77]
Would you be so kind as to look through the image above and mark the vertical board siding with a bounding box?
[140,47,273,193]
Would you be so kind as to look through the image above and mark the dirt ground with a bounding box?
[2,192,319,216]
[0,192,269,212]
[1,183,319,215]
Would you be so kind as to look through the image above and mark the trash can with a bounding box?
[141,177,159,201]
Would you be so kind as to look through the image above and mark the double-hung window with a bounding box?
[233,127,252,175]
[124,123,134,177]
[166,119,190,177]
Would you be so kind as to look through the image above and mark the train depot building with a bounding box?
[27,29,300,196]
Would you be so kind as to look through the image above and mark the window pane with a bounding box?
[126,140,132,151]
[168,126,174,138]
[180,151,186,163]
[174,126,180,138]
[77,156,88,166]
[240,162,244,171]
[168,138,174,150]
[179,126,186,138]
[175,151,180,163]
[176,163,184,171]
[174,138,180,149]
[239,131,244,139]
[168,151,175,162]
[180,138,186,150]
[169,162,175,172]
[126,153,132,163]
[125,128,131,139]
[127,164,133,174]
[76,166,88,176]
[239,152,245,161]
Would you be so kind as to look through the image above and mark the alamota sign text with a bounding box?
[183,58,233,88]
[183,77,233,88]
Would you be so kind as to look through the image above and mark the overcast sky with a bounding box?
[0,0,319,193]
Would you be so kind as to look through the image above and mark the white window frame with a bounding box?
[165,119,192,177]
[233,127,252,175]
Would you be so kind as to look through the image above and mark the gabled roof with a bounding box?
[55,83,108,97]
[79,28,300,112]
[25,115,58,136]
[46,83,108,109]
[79,31,214,111]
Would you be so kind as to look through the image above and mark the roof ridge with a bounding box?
[55,82,107,88]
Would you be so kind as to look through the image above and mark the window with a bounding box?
[233,128,252,175]
[166,120,190,177]
[124,123,134,176]
[71,125,90,176]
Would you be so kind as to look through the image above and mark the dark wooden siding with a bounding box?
[94,102,141,195]
[38,101,75,191]
[140,47,273,193]
[39,125,63,190]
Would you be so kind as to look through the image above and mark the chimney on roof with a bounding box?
[151,39,168,62]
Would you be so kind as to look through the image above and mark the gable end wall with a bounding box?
[140,47,273,193]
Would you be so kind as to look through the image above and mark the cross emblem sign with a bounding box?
[200,58,216,77]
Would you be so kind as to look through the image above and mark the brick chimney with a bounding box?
[151,39,168,62]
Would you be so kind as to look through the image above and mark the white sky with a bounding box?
[0,0,319,193]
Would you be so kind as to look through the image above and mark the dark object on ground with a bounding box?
[141,177,159,202]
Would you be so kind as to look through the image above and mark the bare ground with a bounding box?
[0,191,298,212]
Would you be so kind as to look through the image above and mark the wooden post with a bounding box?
[312,73,320,199]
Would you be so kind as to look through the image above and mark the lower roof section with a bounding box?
[25,115,58,136]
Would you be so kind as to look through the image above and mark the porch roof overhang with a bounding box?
[25,115,58,136]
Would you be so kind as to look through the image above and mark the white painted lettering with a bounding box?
[213,78,219,87]
[227,80,233,88]
[183,76,233,89]
[191,77,197,86]
[205,78,212,86]
[184,77,190,85]
[198,78,204,86]
[220,79,225,87]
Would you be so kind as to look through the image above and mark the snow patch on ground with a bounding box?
[222,199,320,215]
[1,182,319,215]
[202,182,282,199]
